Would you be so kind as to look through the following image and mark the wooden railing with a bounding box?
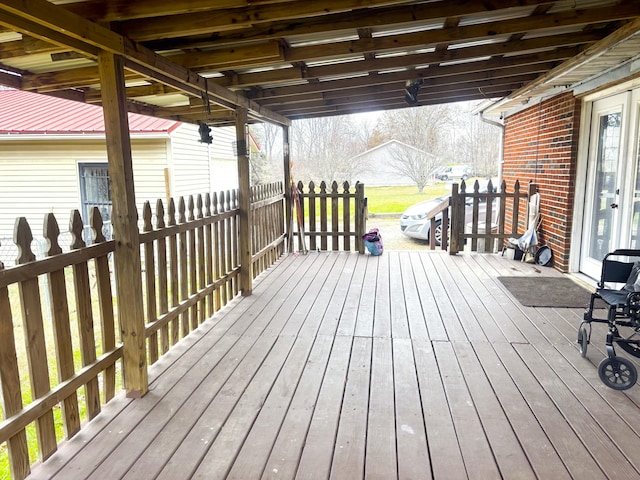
[422,196,451,251]
[450,180,537,254]
[293,181,367,253]
[0,182,285,480]
[251,182,286,278]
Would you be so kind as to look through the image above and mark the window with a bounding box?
[79,163,112,242]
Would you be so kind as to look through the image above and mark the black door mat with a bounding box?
[497,276,592,308]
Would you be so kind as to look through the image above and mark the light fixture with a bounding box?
[198,121,213,144]
[404,79,423,105]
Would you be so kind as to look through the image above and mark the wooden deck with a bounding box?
[28,251,640,480]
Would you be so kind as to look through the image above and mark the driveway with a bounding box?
[367,215,430,250]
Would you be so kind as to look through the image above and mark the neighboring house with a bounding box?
[479,32,640,278]
[0,89,243,255]
[350,140,438,187]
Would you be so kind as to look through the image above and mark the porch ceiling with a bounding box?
[0,0,639,126]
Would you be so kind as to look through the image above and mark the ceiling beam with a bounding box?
[268,82,520,114]
[168,40,283,70]
[0,0,290,126]
[9,30,596,97]
[216,46,580,88]
[117,0,422,42]
[283,90,515,119]
[255,74,538,107]
[63,0,297,22]
[138,0,556,48]
[0,67,20,88]
[250,62,556,101]
[282,6,636,64]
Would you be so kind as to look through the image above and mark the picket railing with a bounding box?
[450,179,537,254]
[0,182,285,480]
[251,182,286,278]
[293,181,367,253]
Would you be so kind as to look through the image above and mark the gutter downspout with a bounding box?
[477,110,504,188]
[478,109,505,253]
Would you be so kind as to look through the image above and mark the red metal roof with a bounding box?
[0,89,181,134]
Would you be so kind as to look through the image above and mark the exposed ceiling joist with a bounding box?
[0,0,290,126]
[0,0,638,126]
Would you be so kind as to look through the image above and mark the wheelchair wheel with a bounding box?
[577,326,588,357]
[598,356,638,390]
[616,341,640,359]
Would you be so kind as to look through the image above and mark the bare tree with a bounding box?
[290,115,370,183]
[387,141,438,192]
[376,103,501,183]
[376,105,452,151]
[374,105,452,190]
[249,123,283,184]
[443,103,501,177]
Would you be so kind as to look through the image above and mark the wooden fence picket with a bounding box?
[69,211,101,421]
[15,217,58,460]
[167,199,180,346]
[0,243,31,480]
[43,213,81,438]
[155,199,170,355]
[89,208,117,402]
[143,202,159,364]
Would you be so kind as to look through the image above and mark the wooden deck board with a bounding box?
[433,342,501,480]
[486,342,597,479]
[294,334,353,480]
[393,338,430,480]
[451,341,537,479]
[412,339,467,479]
[27,251,640,480]
[329,336,371,479]
[364,336,396,479]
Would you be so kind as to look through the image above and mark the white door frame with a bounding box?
[573,89,638,279]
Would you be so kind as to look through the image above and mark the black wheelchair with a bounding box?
[579,249,640,390]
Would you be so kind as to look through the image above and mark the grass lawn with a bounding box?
[365,183,451,215]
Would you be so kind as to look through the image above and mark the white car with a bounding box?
[400,195,449,244]
[400,181,496,245]
[436,164,473,181]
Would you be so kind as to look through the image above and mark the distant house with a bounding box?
[350,140,438,186]
[0,89,246,249]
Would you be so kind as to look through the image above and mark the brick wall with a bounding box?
[502,92,581,272]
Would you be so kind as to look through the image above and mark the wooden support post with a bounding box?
[236,108,253,295]
[98,51,148,398]
[283,126,293,252]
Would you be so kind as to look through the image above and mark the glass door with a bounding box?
[580,93,627,279]
[627,90,640,250]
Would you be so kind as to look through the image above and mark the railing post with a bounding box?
[450,183,460,254]
[283,126,293,252]
[236,107,253,295]
[355,182,366,254]
[441,206,449,251]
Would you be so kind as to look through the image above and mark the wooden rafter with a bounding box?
[0,0,290,126]
[0,0,638,125]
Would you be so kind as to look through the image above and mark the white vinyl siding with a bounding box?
[169,123,213,198]
[0,138,170,241]
[168,124,239,196]
[0,125,240,255]
[209,125,239,192]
